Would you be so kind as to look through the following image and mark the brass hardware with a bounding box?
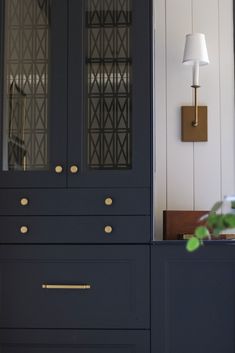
[20,198,29,206]
[55,165,63,174]
[181,106,208,142]
[104,225,113,234]
[192,85,199,127]
[104,197,113,206]
[42,284,91,290]
[70,165,79,174]
[181,85,208,142]
[20,226,28,234]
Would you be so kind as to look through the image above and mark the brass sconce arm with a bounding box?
[191,85,200,127]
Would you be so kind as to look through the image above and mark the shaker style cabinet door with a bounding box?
[151,245,235,353]
[68,0,151,188]
[0,245,150,329]
[0,0,67,187]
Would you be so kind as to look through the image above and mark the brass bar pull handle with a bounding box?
[42,284,91,290]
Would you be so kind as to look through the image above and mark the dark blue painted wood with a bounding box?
[0,245,150,329]
[151,243,235,353]
[0,0,68,188]
[0,215,150,243]
[68,0,151,188]
[0,330,150,352]
[0,188,150,215]
[0,0,153,348]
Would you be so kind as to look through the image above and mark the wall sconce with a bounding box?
[181,33,209,142]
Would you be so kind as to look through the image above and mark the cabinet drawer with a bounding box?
[0,188,150,215]
[0,216,150,243]
[0,330,150,352]
[0,245,150,329]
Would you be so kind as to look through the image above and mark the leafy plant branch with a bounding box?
[186,199,235,252]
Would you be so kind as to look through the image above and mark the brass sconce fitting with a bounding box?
[181,85,208,142]
[181,33,209,142]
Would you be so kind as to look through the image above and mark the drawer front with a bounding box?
[0,330,150,352]
[0,188,150,215]
[0,216,150,243]
[0,245,150,329]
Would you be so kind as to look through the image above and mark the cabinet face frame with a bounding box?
[0,330,150,353]
[0,0,68,188]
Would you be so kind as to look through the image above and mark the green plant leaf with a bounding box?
[223,214,235,228]
[210,201,223,215]
[195,226,210,239]
[186,237,200,252]
[207,214,224,229]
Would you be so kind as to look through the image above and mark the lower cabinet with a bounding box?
[151,243,235,353]
[0,245,149,329]
[0,330,150,352]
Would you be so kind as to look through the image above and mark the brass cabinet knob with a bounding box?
[104,225,113,234]
[20,198,29,206]
[55,165,63,174]
[20,226,29,234]
[104,197,113,206]
[70,165,79,174]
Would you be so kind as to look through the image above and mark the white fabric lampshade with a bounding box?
[183,33,209,66]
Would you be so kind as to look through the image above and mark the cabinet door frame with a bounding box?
[151,244,235,353]
[0,245,150,329]
[0,330,150,352]
[0,0,67,188]
[68,0,152,188]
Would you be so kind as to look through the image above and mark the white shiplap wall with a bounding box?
[153,0,235,239]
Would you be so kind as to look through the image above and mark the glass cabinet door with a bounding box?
[0,0,67,187]
[68,0,151,188]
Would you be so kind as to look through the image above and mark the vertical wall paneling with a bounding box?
[154,0,235,239]
[193,0,221,209]
[166,0,194,211]
[219,0,235,199]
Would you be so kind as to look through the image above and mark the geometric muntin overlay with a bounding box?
[4,0,49,171]
[86,0,132,169]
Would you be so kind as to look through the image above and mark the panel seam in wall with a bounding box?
[218,0,223,201]
[165,0,168,210]
[192,0,196,210]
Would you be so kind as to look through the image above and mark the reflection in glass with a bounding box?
[3,0,50,171]
[86,0,132,169]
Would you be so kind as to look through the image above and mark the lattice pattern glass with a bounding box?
[2,0,50,171]
[86,0,132,169]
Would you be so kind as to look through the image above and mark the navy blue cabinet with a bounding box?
[151,243,235,353]
[0,0,68,188]
[0,330,150,353]
[68,0,151,188]
[0,0,151,189]
[0,245,150,329]
[0,0,152,351]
